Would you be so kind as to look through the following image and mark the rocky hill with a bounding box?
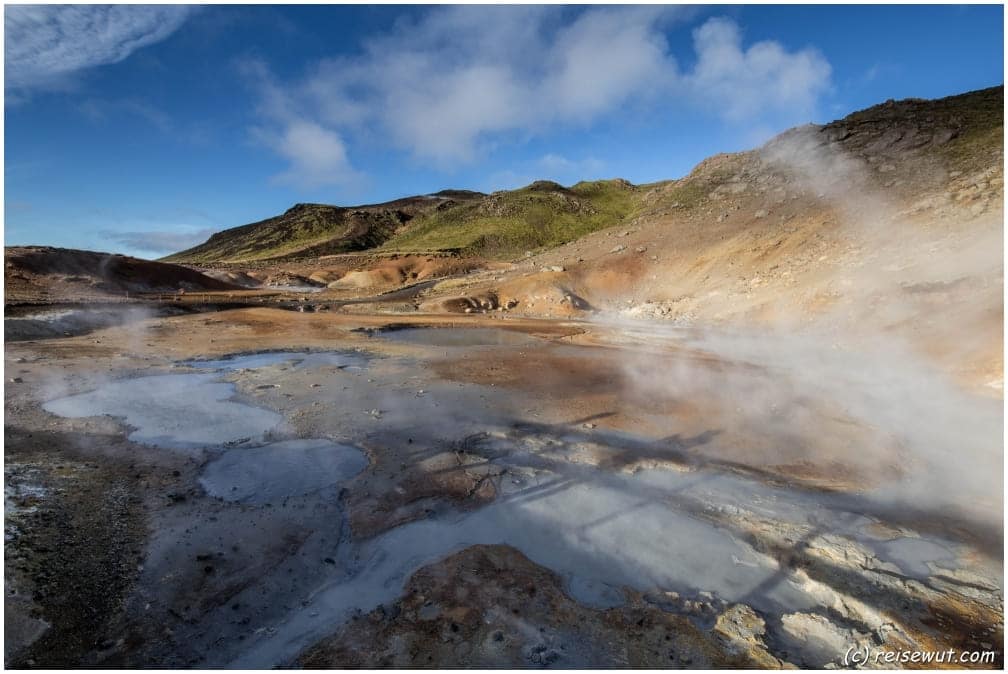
[381,178,645,257]
[163,195,485,264]
[164,179,647,264]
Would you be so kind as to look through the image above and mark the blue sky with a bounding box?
[4,4,1003,259]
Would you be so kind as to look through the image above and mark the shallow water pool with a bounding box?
[368,326,540,348]
[184,350,368,372]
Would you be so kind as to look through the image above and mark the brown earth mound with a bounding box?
[4,246,241,304]
[327,256,486,292]
[299,544,781,668]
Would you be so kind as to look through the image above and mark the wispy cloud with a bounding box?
[5,5,193,96]
[5,200,32,213]
[537,154,606,176]
[78,97,217,147]
[80,97,174,132]
[243,8,833,188]
[102,227,215,256]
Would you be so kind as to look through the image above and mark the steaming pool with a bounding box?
[4,304,190,341]
[38,346,999,668]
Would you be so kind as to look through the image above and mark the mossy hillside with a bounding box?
[383,179,644,258]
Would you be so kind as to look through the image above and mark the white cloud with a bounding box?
[686,17,832,121]
[244,9,833,185]
[542,6,675,121]
[243,6,684,177]
[332,6,680,164]
[5,5,192,93]
[256,121,359,189]
[240,59,361,189]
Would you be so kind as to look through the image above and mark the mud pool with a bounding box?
[43,373,285,450]
[229,450,977,667]
[200,439,367,504]
[42,351,372,450]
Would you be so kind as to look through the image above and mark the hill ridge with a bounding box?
[164,85,1002,264]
